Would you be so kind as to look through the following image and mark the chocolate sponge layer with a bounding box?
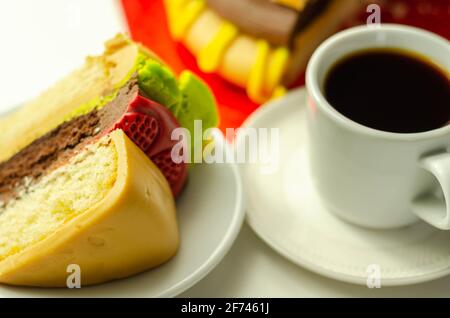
[0,79,138,204]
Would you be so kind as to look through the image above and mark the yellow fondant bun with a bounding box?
[170,4,289,103]
[165,0,360,103]
[0,130,179,287]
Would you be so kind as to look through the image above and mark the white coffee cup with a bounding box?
[306,24,450,229]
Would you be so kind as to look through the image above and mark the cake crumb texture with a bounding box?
[0,136,118,262]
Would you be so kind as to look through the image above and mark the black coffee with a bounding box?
[324,49,450,133]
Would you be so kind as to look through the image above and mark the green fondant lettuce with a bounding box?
[66,52,219,154]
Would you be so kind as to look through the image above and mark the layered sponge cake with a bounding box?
[0,35,218,287]
[0,136,118,262]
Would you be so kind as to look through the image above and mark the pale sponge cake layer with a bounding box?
[0,130,179,287]
[0,136,118,262]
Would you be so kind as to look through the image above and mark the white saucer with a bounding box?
[238,88,450,286]
[0,132,244,297]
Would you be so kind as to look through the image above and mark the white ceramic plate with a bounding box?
[238,88,450,286]
[0,132,245,297]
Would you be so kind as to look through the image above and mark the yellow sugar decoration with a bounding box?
[272,0,307,11]
[165,0,189,37]
[271,85,287,100]
[198,21,238,73]
[167,0,206,40]
[247,40,270,104]
[266,47,290,94]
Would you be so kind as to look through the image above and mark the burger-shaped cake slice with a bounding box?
[165,0,361,103]
[0,34,218,287]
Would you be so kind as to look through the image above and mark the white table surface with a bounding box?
[0,0,127,115]
[1,1,450,298]
[182,223,450,297]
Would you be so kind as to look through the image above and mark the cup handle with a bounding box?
[411,153,450,230]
